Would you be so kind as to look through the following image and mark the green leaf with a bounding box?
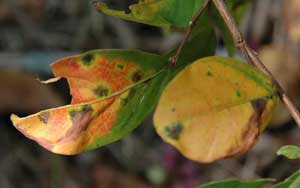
[94,0,205,28]
[198,178,274,188]
[273,170,300,188]
[277,145,300,159]
[165,10,216,65]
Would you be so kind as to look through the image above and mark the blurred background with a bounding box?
[0,0,300,187]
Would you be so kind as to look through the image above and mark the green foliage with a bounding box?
[277,145,300,160]
[198,179,274,188]
[273,170,300,188]
[95,0,205,28]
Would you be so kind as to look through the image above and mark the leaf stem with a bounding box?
[169,0,210,66]
[212,0,300,127]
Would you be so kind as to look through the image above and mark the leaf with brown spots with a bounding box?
[154,56,278,163]
[94,0,206,28]
[10,23,217,155]
[10,50,169,155]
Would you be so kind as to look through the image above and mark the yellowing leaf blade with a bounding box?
[154,56,278,163]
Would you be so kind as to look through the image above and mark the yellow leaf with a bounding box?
[153,56,278,163]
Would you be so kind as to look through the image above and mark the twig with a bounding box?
[212,0,300,127]
[169,0,210,66]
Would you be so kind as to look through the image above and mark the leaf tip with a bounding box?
[10,114,21,126]
[277,145,300,159]
[37,77,62,84]
[93,1,109,12]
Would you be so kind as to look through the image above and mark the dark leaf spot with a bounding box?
[165,122,184,140]
[69,110,80,122]
[171,108,176,112]
[117,63,124,69]
[120,97,128,106]
[236,90,241,97]
[38,112,50,124]
[82,105,93,113]
[93,86,109,97]
[82,53,94,66]
[69,106,93,122]
[132,71,143,82]
[207,71,213,76]
[251,99,267,115]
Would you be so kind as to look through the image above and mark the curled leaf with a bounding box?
[11,50,168,155]
[154,56,278,163]
[277,145,300,160]
[94,0,205,28]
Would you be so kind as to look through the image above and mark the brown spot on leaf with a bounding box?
[224,113,260,160]
[60,107,94,146]
[70,106,93,122]
[251,99,267,115]
[117,63,124,70]
[207,71,213,76]
[165,122,183,140]
[82,105,93,113]
[69,110,80,122]
[82,53,94,66]
[93,86,109,97]
[38,112,50,124]
[132,71,143,82]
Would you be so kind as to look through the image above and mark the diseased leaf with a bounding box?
[198,178,274,188]
[273,170,300,188]
[277,145,300,159]
[10,15,216,155]
[11,50,169,155]
[154,56,278,163]
[94,0,205,28]
[10,27,216,155]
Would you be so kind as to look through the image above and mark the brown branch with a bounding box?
[169,0,210,66]
[212,0,300,127]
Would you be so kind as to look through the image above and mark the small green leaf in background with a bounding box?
[197,178,274,188]
[273,170,300,188]
[277,145,300,159]
[94,0,205,28]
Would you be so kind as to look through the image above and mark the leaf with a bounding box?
[94,0,205,28]
[277,145,300,159]
[273,170,300,188]
[153,56,278,163]
[165,11,216,64]
[10,11,216,154]
[198,178,274,188]
[10,27,216,155]
[11,50,169,155]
